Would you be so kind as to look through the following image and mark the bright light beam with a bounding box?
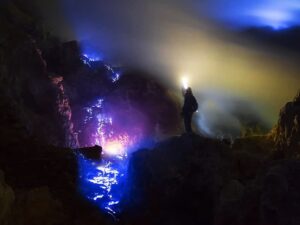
[181,76,189,90]
[103,140,124,156]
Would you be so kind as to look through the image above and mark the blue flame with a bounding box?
[81,53,122,82]
[104,64,122,83]
[77,154,128,215]
[77,96,137,215]
[80,41,104,62]
[83,53,102,62]
[76,59,139,216]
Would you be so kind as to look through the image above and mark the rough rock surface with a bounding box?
[260,161,300,225]
[273,91,300,156]
[0,139,110,225]
[11,187,64,225]
[0,170,14,225]
[0,31,77,147]
[122,134,300,225]
[122,134,233,225]
[1,1,181,149]
[0,2,80,148]
[76,145,102,160]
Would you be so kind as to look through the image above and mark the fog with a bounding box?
[34,0,300,136]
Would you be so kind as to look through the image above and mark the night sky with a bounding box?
[198,0,300,29]
[34,0,300,126]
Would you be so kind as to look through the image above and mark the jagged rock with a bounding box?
[122,133,300,225]
[60,40,82,74]
[261,161,300,225]
[0,32,78,147]
[50,75,79,148]
[76,145,102,160]
[233,150,265,181]
[0,139,111,225]
[0,170,14,225]
[122,134,233,225]
[0,3,80,148]
[43,40,82,74]
[107,71,181,137]
[11,187,64,225]
[220,179,245,203]
[215,179,245,225]
[274,91,300,156]
[70,70,181,147]
[0,139,77,189]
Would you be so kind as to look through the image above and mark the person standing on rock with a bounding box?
[181,87,198,133]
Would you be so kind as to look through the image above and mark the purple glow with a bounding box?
[82,97,144,157]
[77,96,146,215]
[77,96,143,215]
[76,63,148,215]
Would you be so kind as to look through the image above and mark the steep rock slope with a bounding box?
[123,132,300,225]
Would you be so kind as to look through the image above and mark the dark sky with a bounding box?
[34,0,300,127]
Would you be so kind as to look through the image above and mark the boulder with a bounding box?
[273,91,300,156]
[0,34,77,147]
[122,134,233,225]
[11,187,64,225]
[261,161,300,225]
[215,179,245,225]
[121,133,300,225]
[76,145,102,160]
[0,170,14,225]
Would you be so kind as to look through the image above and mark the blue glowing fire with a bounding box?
[77,108,141,215]
[82,97,139,157]
[83,53,102,62]
[77,154,128,215]
[77,96,137,215]
[76,55,142,216]
[81,54,121,83]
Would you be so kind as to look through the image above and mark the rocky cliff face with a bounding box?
[273,91,300,157]
[0,5,108,223]
[121,100,300,225]
[50,76,79,148]
[0,2,79,148]
[122,133,300,225]
[0,139,109,225]
[0,170,14,225]
[123,134,233,225]
[0,2,180,224]
[1,1,181,149]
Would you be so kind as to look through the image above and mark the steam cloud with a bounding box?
[35,0,300,137]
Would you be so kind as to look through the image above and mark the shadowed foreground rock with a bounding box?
[76,145,102,160]
[121,134,300,225]
[0,170,14,225]
[273,91,300,157]
[0,140,110,225]
[122,134,232,225]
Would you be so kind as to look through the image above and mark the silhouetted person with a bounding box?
[181,87,198,133]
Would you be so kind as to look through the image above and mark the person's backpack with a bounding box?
[192,96,198,112]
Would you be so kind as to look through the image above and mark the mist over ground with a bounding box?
[32,0,300,137]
